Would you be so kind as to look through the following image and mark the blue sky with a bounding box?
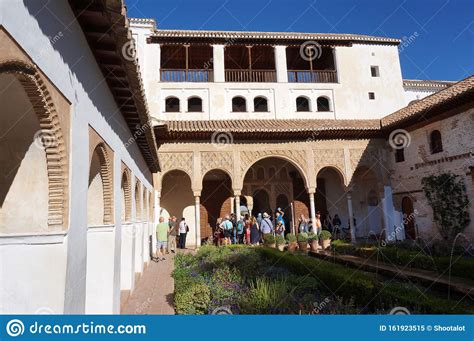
[127,0,474,81]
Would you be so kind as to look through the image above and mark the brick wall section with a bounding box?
[388,108,474,242]
[200,179,233,239]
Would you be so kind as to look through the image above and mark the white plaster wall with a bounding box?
[0,235,67,314]
[85,227,115,314]
[131,24,407,121]
[0,1,156,314]
[404,88,438,105]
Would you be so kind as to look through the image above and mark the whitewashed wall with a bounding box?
[0,1,155,314]
[131,24,407,121]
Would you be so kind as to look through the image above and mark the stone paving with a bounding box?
[121,253,176,315]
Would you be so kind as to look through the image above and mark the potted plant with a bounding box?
[275,235,286,251]
[297,232,308,251]
[319,230,332,250]
[263,234,276,248]
[308,232,319,251]
[286,233,297,252]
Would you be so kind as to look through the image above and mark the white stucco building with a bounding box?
[0,0,472,316]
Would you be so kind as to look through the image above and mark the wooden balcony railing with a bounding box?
[288,70,337,83]
[160,69,213,82]
[225,69,277,82]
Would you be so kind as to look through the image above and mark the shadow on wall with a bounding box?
[22,0,152,180]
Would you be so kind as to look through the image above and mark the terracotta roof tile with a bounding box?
[382,75,474,128]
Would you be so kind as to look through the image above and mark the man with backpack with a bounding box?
[236,216,245,244]
[260,212,274,236]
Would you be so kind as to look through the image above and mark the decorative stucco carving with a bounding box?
[201,151,233,178]
[240,149,308,180]
[349,148,380,171]
[159,152,193,178]
[121,168,132,222]
[0,60,68,229]
[313,149,345,178]
[93,143,114,225]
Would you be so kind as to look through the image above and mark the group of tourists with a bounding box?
[154,208,352,261]
[154,216,189,262]
[213,208,326,246]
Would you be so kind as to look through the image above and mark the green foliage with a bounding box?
[307,232,318,242]
[332,242,474,280]
[174,281,211,315]
[239,277,294,314]
[297,233,308,242]
[422,172,470,241]
[286,233,297,242]
[257,248,474,314]
[275,234,286,245]
[263,233,276,245]
[319,230,332,241]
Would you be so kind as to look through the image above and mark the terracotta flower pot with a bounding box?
[277,244,285,251]
[309,240,319,251]
[267,243,276,248]
[288,241,298,252]
[298,241,308,251]
[320,239,331,250]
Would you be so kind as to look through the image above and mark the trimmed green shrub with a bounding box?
[263,234,275,245]
[307,232,318,242]
[297,233,308,242]
[174,281,211,315]
[319,230,332,241]
[275,235,285,245]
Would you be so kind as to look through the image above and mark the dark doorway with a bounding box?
[401,196,416,239]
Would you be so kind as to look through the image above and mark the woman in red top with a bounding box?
[244,214,251,244]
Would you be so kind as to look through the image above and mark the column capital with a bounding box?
[193,191,201,198]
[233,189,242,196]
[307,187,316,195]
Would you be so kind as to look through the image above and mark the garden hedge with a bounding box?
[258,247,474,314]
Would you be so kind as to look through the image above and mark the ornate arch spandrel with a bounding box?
[313,148,347,186]
[200,151,233,183]
[0,60,68,229]
[239,149,310,190]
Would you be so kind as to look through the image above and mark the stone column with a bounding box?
[274,45,288,82]
[212,44,225,82]
[347,192,356,243]
[154,190,161,225]
[194,195,201,248]
[234,192,241,221]
[309,190,316,229]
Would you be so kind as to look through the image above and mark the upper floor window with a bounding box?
[165,97,180,112]
[254,96,268,112]
[296,96,310,112]
[370,66,380,77]
[430,130,443,154]
[317,96,330,112]
[188,97,202,112]
[232,96,247,112]
[368,92,375,100]
[395,148,405,163]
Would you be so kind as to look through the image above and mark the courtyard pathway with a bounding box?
[121,255,175,315]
